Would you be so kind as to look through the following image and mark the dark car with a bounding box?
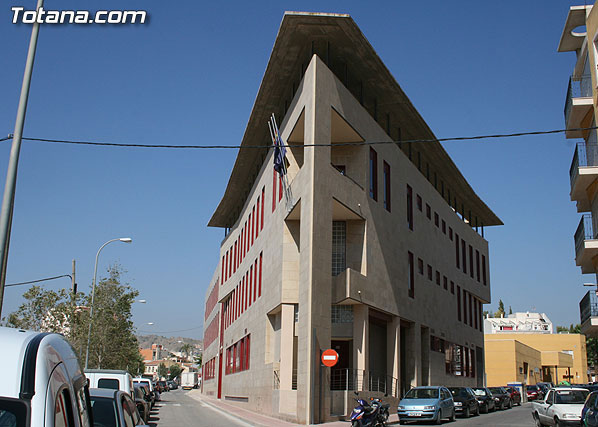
[157,380,169,392]
[526,385,544,401]
[583,390,598,426]
[488,387,512,410]
[89,388,148,426]
[472,387,496,413]
[448,387,479,418]
[167,380,178,390]
[133,384,151,423]
[504,386,521,406]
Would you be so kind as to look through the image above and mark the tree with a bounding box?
[194,354,203,367]
[157,362,168,379]
[494,299,505,318]
[509,306,512,315]
[180,343,194,360]
[2,264,143,376]
[168,364,182,380]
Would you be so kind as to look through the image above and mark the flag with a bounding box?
[270,116,287,177]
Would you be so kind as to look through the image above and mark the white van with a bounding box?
[85,369,134,397]
[0,326,93,426]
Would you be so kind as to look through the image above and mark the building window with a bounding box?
[261,187,265,230]
[434,212,439,227]
[416,194,422,211]
[427,265,432,281]
[476,250,480,282]
[442,220,446,234]
[332,221,347,276]
[449,227,453,240]
[482,255,487,286]
[461,240,467,274]
[418,258,424,275]
[450,281,454,294]
[469,293,473,327]
[457,286,461,322]
[384,162,391,211]
[436,271,440,286]
[443,276,448,290]
[469,245,474,279]
[408,252,414,298]
[332,305,354,323]
[369,148,378,201]
[406,185,413,230]
[426,204,431,220]
[455,234,460,269]
[463,290,468,325]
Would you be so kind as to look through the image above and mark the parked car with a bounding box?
[488,386,512,409]
[133,378,159,405]
[505,386,522,406]
[472,387,496,413]
[582,390,598,426]
[531,386,589,427]
[89,388,148,426]
[167,380,178,390]
[448,387,479,418]
[86,369,134,397]
[157,380,169,392]
[133,384,151,424]
[397,386,455,424]
[527,385,544,401]
[0,326,93,426]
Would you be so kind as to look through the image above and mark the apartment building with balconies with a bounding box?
[559,3,598,338]
[201,12,502,424]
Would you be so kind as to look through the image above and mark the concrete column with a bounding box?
[387,316,400,396]
[410,322,422,387]
[353,304,369,387]
[280,304,295,390]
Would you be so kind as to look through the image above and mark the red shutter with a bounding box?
[259,252,263,297]
[261,187,265,230]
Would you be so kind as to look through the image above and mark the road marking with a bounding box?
[172,403,181,407]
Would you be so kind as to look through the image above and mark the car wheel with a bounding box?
[474,403,480,416]
[533,412,543,427]
[507,399,512,409]
[399,420,406,425]
[463,406,470,418]
[450,408,456,422]
[554,416,561,427]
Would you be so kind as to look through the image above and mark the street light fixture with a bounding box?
[84,237,133,370]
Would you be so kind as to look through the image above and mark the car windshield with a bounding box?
[90,396,118,427]
[527,386,538,391]
[555,390,589,404]
[404,388,439,399]
[472,388,487,396]
[0,398,28,427]
[448,388,469,398]
[489,387,504,394]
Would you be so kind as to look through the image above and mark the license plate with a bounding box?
[407,412,422,417]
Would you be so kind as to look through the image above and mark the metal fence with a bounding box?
[330,368,399,397]
[574,214,593,256]
[273,369,297,390]
[580,290,598,325]
[570,143,598,188]
[565,74,593,125]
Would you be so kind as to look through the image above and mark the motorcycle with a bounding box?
[350,392,390,427]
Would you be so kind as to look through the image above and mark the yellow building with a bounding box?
[484,334,587,386]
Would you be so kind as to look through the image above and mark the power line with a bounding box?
[5,274,72,287]
[0,126,593,150]
[137,325,204,334]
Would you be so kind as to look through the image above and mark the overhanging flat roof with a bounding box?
[208,12,502,228]
[558,5,592,52]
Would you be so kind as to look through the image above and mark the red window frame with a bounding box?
[261,187,265,230]
[259,252,263,297]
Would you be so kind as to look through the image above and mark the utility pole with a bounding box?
[71,259,76,294]
[0,0,44,317]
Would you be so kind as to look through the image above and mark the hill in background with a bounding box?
[136,334,203,353]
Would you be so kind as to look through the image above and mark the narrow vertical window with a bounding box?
[416,194,422,211]
[479,300,483,332]
[469,245,474,279]
[256,197,260,238]
[474,297,478,330]
[482,255,487,286]
[457,286,461,321]
[435,271,440,286]
[241,276,245,314]
[406,185,413,230]
[332,221,347,276]
[426,204,431,220]
[261,187,265,230]
[248,267,252,310]
[272,169,277,212]
[252,206,255,245]
[443,276,448,290]
[476,250,480,282]
[408,251,414,298]
[462,289,467,325]
[434,212,439,227]
[469,293,473,327]
[225,252,229,281]
[461,240,467,274]
[253,259,258,302]
[450,281,454,294]
[259,252,263,297]
[455,234,460,269]
[246,335,250,370]
[369,148,378,200]
[234,242,237,273]
[383,162,391,211]
[221,256,225,284]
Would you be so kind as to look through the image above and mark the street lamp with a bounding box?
[84,237,132,370]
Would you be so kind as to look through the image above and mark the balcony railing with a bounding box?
[564,74,593,127]
[575,214,594,256]
[580,290,598,325]
[570,143,598,188]
[330,368,399,397]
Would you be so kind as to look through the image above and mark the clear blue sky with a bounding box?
[0,1,588,339]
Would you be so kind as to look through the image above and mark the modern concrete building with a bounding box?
[484,312,553,334]
[484,333,587,385]
[559,3,598,337]
[202,12,501,424]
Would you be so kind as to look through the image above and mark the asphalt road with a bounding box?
[431,403,534,426]
[147,388,249,427]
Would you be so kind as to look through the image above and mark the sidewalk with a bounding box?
[188,390,399,426]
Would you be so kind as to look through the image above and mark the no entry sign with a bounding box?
[321,349,339,367]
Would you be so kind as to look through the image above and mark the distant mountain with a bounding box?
[136,334,203,353]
